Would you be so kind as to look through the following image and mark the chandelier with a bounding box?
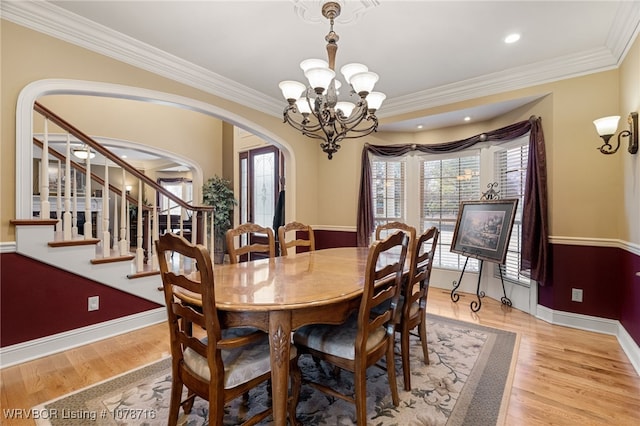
[278,1,385,159]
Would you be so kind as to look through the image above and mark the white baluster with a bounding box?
[119,168,128,256]
[40,119,50,220]
[113,192,119,255]
[102,157,110,257]
[84,146,92,239]
[56,161,62,235]
[72,168,78,237]
[150,191,158,270]
[191,210,198,245]
[63,135,72,240]
[136,180,144,272]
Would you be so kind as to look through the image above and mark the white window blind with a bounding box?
[372,159,405,231]
[421,155,481,272]
[494,142,530,286]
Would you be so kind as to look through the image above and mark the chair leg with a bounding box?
[182,390,196,414]
[354,368,368,426]
[386,340,400,407]
[418,320,429,365]
[400,325,412,391]
[168,380,183,426]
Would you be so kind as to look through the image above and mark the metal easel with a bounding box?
[450,183,513,312]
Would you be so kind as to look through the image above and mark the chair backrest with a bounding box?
[375,221,416,251]
[403,226,439,320]
[155,233,225,391]
[358,230,409,357]
[278,221,315,256]
[226,223,276,264]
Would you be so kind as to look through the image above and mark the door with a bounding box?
[239,146,282,260]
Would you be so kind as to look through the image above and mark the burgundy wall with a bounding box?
[538,244,639,345]
[539,244,624,318]
[4,232,638,349]
[315,229,357,249]
[620,249,640,344]
[0,253,161,347]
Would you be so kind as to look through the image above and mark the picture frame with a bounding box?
[450,199,519,264]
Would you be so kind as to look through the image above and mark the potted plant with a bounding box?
[202,175,238,264]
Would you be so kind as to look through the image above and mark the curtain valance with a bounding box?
[356,116,549,284]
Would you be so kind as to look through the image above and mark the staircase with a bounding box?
[12,101,214,306]
[12,219,164,305]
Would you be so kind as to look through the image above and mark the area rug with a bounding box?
[33,315,518,426]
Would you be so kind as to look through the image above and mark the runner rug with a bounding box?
[34,315,518,425]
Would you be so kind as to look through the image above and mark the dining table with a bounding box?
[175,246,396,426]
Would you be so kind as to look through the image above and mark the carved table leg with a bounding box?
[269,310,292,426]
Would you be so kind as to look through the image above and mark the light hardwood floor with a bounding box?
[1,288,639,425]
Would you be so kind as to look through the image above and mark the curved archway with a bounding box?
[15,79,296,220]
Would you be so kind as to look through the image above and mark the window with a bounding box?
[370,139,529,278]
[158,178,192,216]
[420,155,480,272]
[372,160,405,230]
[494,142,530,285]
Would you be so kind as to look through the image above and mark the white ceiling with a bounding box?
[4,0,640,157]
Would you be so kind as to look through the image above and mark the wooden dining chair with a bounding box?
[278,221,315,256]
[292,231,409,425]
[375,221,416,250]
[155,233,300,426]
[226,223,276,264]
[396,226,439,391]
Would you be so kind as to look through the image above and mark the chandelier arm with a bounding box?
[283,108,335,143]
[339,116,379,138]
[335,107,370,128]
[283,105,324,133]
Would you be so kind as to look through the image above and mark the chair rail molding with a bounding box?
[549,235,640,256]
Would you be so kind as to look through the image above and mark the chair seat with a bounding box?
[184,327,297,389]
[293,314,387,360]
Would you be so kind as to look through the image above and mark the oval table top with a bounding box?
[214,246,372,310]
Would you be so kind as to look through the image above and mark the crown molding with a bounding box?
[380,47,618,117]
[2,0,638,121]
[1,0,282,117]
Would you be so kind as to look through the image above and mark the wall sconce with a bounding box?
[125,185,132,194]
[592,112,638,155]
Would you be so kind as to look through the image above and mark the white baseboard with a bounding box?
[536,305,640,376]
[0,308,167,368]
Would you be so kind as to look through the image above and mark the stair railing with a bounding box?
[32,101,214,273]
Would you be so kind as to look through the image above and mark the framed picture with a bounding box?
[450,199,519,264]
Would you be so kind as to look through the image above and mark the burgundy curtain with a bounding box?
[357,116,549,285]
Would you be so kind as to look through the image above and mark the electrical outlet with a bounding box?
[571,288,583,303]
[88,296,100,311]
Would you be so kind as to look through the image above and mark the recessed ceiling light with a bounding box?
[121,154,127,159]
[464,116,471,122]
[417,124,424,129]
[505,33,520,44]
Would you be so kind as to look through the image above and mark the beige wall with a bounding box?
[2,19,638,246]
[620,36,640,243]
[1,20,321,242]
[315,68,634,242]
[36,95,225,178]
